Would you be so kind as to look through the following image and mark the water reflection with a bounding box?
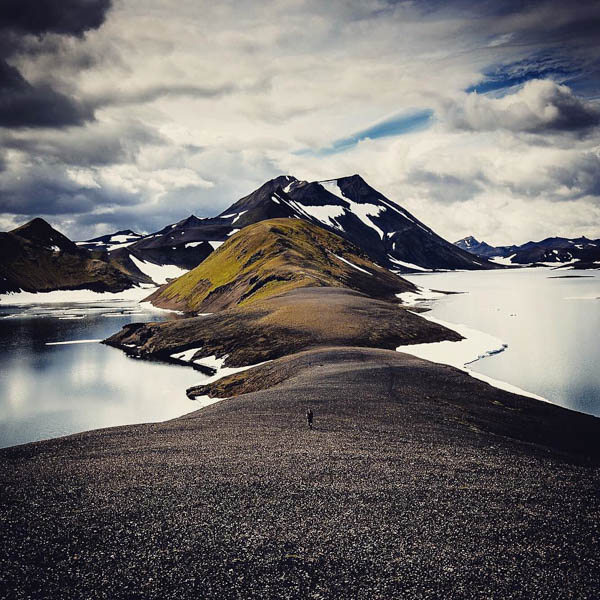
[405,269,600,417]
[0,301,208,448]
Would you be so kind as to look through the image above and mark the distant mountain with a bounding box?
[455,235,600,268]
[146,218,415,313]
[129,175,495,274]
[454,236,508,259]
[122,215,218,270]
[76,230,144,252]
[119,178,304,271]
[0,218,144,294]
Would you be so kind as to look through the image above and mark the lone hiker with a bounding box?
[306,408,314,429]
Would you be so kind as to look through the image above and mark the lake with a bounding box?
[0,299,206,448]
[403,268,600,417]
[1,268,598,448]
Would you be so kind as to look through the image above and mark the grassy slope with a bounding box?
[146,218,414,312]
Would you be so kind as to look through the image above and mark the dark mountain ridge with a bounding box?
[0,218,144,294]
[283,175,493,271]
[76,229,143,252]
[455,235,600,268]
[124,174,496,273]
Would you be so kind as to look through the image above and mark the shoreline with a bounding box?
[2,346,599,598]
[0,285,158,305]
[397,311,547,402]
[397,283,548,402]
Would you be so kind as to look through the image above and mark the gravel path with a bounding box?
[1,348,599,599]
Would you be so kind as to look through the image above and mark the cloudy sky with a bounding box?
[1,0,599,244]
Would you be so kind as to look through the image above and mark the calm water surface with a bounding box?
[0,300,206,448]
[405,268,600,417]
[2,269,598,448]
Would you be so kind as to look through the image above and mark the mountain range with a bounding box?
[455,235,600,269]
[93,174,494,277]
[4,173,598,296]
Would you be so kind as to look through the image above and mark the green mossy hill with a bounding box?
[146,218,415,313]
[0,218,136,294]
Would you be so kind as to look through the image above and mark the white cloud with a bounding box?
[2,0,600,243]
[446,80,600,134]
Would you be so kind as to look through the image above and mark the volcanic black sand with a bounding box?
[1,345,599,599]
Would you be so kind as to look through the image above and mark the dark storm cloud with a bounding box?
[0,0,112,128]
[0,0,111,37]
[463,1,600,98]
[3,120,166,167]
[0,59,93,128]
[448,80,600,136]
[545,153,600,201]
[0,165,139,218]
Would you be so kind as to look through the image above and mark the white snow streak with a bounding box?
[171,347,203,362]
[489,254,516,265]
[232,211,248,224]
[0,285,157,305]
[317,180,385,239]
[298,204,346,229]
[330,253,372,275]
[130,255,188,284]
[388,257,430,271]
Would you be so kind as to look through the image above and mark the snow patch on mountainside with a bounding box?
[298,204,346,230]
[330,253,372,275]
[232,211,247,224]
[318,180,346,201]
[389,257,431,271]
[130,256,188,284]
[347,202,385,239]
[0,285,156,305]
[317,180,386,239]
[489,254,516,265]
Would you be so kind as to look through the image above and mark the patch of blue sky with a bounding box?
[467,52,581,96]
[296,109,433,157]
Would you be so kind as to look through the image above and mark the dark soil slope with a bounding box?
[106,287,461,368]
[1,348,598,599]
[0,218,139,293]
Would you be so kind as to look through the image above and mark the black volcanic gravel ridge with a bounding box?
[1,347,599,599]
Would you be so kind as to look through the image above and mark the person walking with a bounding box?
[306,408,314,429]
